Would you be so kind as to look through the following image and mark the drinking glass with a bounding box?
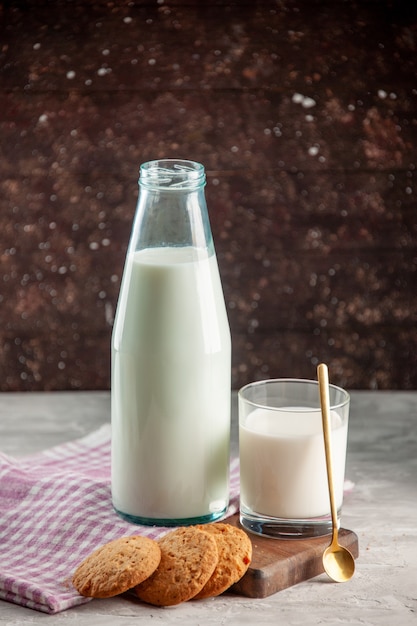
[239,378,350,538]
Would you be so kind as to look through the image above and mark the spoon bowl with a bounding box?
[322,543,356,583]
[318,363,355,583]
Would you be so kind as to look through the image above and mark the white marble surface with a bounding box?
[0,390,416,625]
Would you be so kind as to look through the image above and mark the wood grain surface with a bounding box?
[227,514,359,598]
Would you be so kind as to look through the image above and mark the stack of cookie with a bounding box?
[72,522,252,607]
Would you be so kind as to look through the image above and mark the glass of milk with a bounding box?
[239,378,350,538]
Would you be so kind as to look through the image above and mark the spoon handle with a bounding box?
[317,363,339,544]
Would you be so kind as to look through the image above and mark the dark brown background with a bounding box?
[1,0,416,392]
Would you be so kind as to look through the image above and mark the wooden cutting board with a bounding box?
[227,514,359,598]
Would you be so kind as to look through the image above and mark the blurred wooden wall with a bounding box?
[1,0,416,391]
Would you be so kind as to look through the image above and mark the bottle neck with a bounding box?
[131,160,213,254]
[139,159,206,192]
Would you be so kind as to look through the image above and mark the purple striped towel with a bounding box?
[0,425,240,614]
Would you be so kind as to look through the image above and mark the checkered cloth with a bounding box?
[0,425,240,614]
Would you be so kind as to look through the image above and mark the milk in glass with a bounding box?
[240,407,347,519]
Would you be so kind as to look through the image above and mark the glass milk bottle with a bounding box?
[111,159,231,526]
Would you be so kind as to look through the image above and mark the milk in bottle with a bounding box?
[111,160,231,525]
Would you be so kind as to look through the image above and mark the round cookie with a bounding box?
[135,526,218,606]
[72,535,161,598]
[193,522,252,599]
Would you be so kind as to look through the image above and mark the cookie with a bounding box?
[72,535,161,598]
[135,526,218,606]
[193,522,252,599]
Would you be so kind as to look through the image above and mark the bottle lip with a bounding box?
[139,159,206,191]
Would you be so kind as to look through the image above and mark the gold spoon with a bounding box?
[317,363,355,583]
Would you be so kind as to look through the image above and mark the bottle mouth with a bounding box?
[139,159,206,190]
